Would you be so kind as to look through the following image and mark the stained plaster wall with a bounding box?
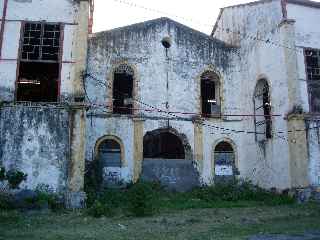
[0,0,80,102]
[0,0,87,192]
[86,18,281,186]
[0,105,70,191]
[287,3,320,186]
[213,1,293,189]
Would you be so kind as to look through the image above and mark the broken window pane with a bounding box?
[201,71,220,117]
[305,49,320,112]
[17,62,59,102]
[17,22,61,102]
[21,22,61,61]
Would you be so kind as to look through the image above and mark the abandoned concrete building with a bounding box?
[1,0,320,206]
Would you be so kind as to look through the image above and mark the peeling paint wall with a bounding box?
[213,2,292,189]
[0,0,80,102]
[213,0,320,189]
[0,105,70,191]
[287,3,320,187]
[0,0,89,195]
[287,3,320,112]
[86,17,293,189]
[307,121,320,186]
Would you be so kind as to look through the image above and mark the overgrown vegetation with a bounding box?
[0,167,27,189]
[86,180,295,218]
[6,169,28,189]
[0,167,63,211]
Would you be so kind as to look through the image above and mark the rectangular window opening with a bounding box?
[201,79,220,117]
[17,22,61,102]
[305,49,320,112]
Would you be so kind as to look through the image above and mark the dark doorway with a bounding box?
[98,139,122,168]
[141,129,199,191]
[143,131,185,159]
[113,65,134,115]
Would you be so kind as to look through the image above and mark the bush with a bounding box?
[126,181,159,217]
[6,170,27,189]
[191,180,295,205]
[0,194,13,210]
[87,200,114,218]
[84,160,103,207]
[34,185,64,211]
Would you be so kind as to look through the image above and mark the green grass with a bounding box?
[0,203,319,240]
[84,181,295,217]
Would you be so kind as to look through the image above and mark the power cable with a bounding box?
[110,0,303,53]
[84,71,320,142]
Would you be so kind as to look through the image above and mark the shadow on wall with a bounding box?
[141,128,200,192]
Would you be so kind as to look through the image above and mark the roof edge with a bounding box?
[287,0,320,8]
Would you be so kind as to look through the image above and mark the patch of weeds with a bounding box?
[0,194,13,210]
[126,181,160,217]
[190,180,295,206]
[87,200,114,218]
[5,169,27,189]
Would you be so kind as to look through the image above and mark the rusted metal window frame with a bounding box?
[253,79,272,141]
[304,47,320,113]
[15,20,65,103]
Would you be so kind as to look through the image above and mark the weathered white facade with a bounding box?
[0,0,91,208]
[86,0,320,191]
[1,0,320,198]
[213,0,320,189]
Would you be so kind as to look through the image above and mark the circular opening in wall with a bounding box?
[161,37,172,49]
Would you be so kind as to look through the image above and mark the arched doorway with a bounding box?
[98,139,122,168]
[143,131,185,159]
[141,128,199,191]
[94,136,124,188]
[214,141,237,182]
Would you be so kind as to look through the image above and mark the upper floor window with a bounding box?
[253,79,272,141]
[201,71,221,117]
[17,22,62,102]
[21,22,61,61]
[305,49,320,112]
[112,64,134,115]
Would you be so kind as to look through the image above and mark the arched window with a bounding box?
[214,141,235,177]
[201,71,221,117]
[253,79,272,141]
[143,131,185,159]
[113,64,134,115]
[98,139,122,168]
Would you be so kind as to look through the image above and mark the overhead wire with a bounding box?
[111,0,303,53]
[84,72,320,143]
[88,0,320,142]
